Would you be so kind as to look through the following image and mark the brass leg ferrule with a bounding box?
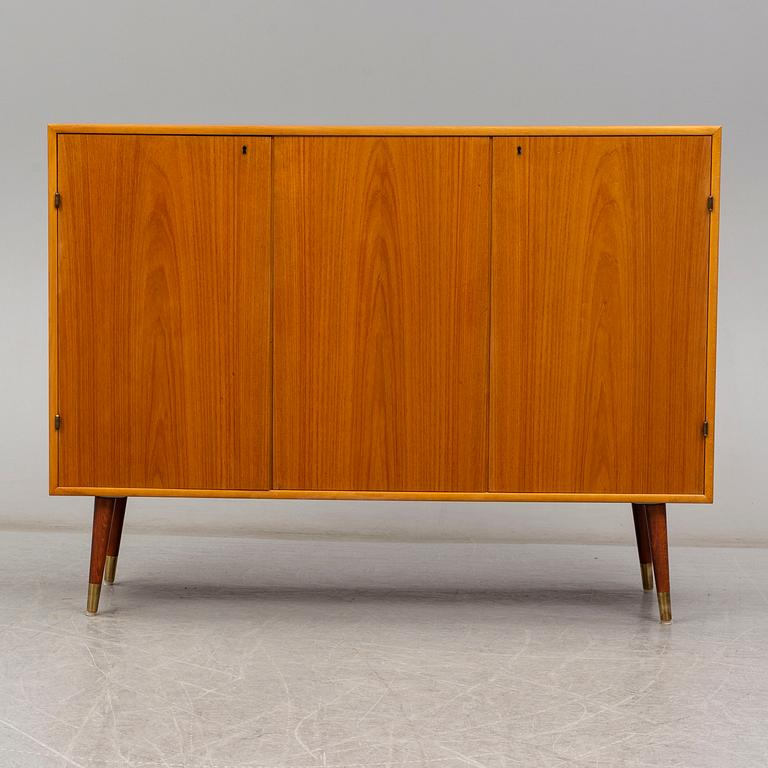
[104,555,117,585]
[86,583,102,615]
[641,563,654,591]
[657,591,672,624]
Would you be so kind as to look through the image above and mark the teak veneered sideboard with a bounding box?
[48,125,721,622]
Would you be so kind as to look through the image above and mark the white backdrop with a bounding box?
[1,0,765,545]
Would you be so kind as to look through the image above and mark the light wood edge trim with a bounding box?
[48,125,58,494]
[51,487,710,503]
[705,127,722,502]
[47,125,722,137]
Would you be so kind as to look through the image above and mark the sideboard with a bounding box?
[48,125,721,622]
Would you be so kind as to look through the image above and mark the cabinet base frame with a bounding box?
[82,496,673,622]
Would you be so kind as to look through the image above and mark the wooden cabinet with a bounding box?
[48,125,721,621]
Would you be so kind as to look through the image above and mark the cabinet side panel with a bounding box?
[57,134,268,489]
[491,136,711,494]
[705,129,721,501]
[48,127,59,492]
[273,137,491,491]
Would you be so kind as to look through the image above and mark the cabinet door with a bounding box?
[273,137,490,491]
[490,136,711,494]
[57,135,271,490]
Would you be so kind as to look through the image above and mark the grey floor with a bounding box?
[1,531,767,768]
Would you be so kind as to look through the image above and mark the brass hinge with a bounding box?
[54,414,61,431]
[54,192,61,209]
[707,196,714,212]
[702,419,709,438]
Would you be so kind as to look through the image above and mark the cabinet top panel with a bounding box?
[48,124,721,137]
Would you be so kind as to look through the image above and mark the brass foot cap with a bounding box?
[86,583,101,615]
[641,563,654,591]
[657,591,672,624]
[104,555,117,585]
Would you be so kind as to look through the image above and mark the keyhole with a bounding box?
[242,145,247,155]
[517,145,522,155]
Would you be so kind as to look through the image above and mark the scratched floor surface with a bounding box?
[0,531,767,767]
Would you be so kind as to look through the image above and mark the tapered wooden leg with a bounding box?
[631,503,654,591]
[87,497,116,615]
[646,503,672,624]
[104,497,127,585]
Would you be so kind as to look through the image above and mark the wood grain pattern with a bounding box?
[273,137,491,491]
[57,135,271,489]
[234,138,273,488]
[490,136,712,494]
[49,126,720,503]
